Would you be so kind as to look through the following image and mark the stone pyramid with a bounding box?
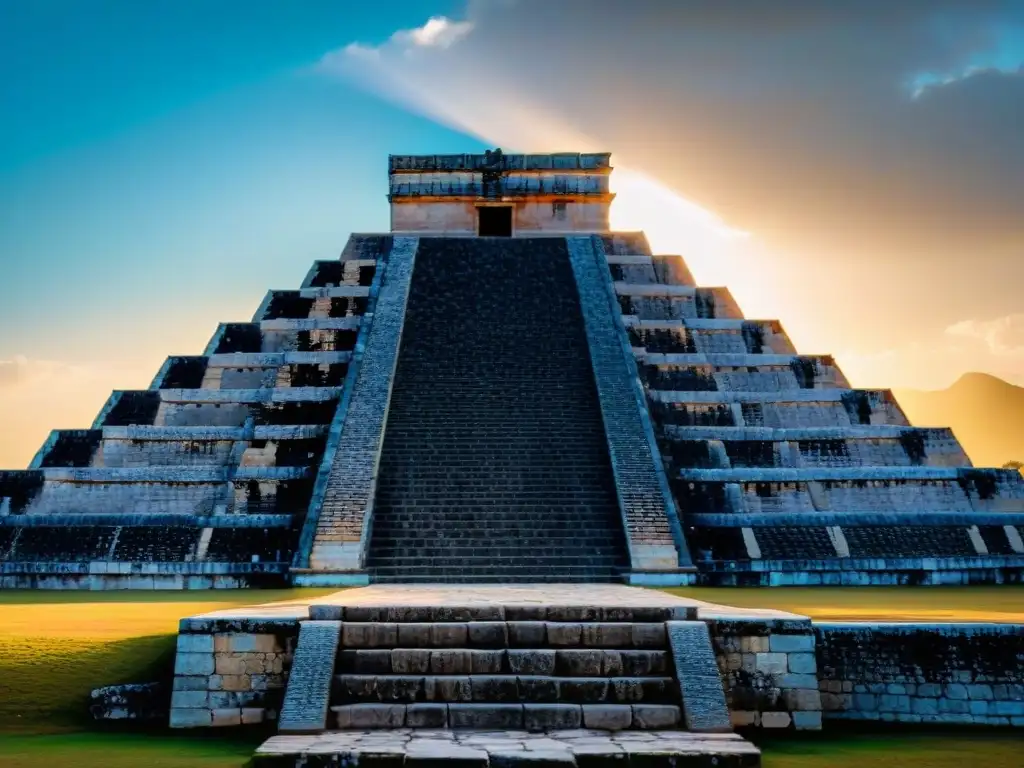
[2,151,1022,588]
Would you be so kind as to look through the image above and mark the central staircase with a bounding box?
[328,615,682,730]
[366,238,629,582]
[269,596,756,766]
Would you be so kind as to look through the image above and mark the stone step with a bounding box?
[254,729,762,765]
[380,415,608,423]
[372,514,621,524]
[369,528,622,540]
[366,555,626,568]
[336,623,669,650]
[369,536,624,547]
[379,441,609,448]
[368,551,624,562]
[373,466,616,476]
[372,528,618,536]
[331,674,678,704]
[371,519,622,529]
[337,649,672,675]
[369,540,623,551]
[366,563,625,573]
[372,495,621,505]
[379,431,608,438]
[313,605,690,623]
[369,573,625,584]
[379,435,609,444]
[375,486,618,495]
[325,702,683,731]
[370,518,618,528]
[370,515,623,525]
[366,237,628,579]
[375,458,614,468]
[369,530,623,540]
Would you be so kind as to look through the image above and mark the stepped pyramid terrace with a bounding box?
[9,151,1023,766]
[2,149,1024,590]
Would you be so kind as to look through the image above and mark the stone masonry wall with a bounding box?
[705,616,823,730]
[566,236,688,575]
[169,610,824,731]
[169,617,300,727]
[815,623,1024,726]
[302,237,418,575]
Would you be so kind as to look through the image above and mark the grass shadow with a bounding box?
[752,721,1024,767]
[0,633,177,734]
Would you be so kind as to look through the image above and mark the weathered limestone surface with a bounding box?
[90,682,166,722]
[391,201,609,235]
[0,233,391,589]
[702,611,823,731]
[362,237,629,582]
[815,623,1024,726]
[170,619,299,728]
[566,236,688,575]
[166,586,829,739]
[614,222,1024,585]
[388,153,613,235]
[303,237,419,575]
[666,621,732,732]
[278,620,343,732]
[254,729,761,768]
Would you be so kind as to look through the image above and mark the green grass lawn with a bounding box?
[0,731,256,768]
[666,585,1024,622]
[0,585,1021,767]
[756,729,1024,768]
[0,588,334,735]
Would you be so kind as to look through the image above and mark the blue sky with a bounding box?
[1,0,1023,467]
[0,1,482,365]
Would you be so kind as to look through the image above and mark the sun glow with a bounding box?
[609,166,748,256]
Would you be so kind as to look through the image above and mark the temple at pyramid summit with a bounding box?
[3,149,1024,589]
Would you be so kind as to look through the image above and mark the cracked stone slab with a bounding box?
[254,729,760,767]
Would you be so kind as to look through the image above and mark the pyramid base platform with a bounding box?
[253,729,761,767]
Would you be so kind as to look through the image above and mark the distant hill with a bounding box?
[894,372,1024,469]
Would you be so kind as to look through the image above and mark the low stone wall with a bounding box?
[166,594,1022,733]
[704,613,823,730]
[1,561,287,590]
[169,615,301,727]
[169,601,820,732]
[694,556,1024,586]
[815,623,1024,725]
[90,682,166,721]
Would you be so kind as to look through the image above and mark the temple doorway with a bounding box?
[478,206,513,236]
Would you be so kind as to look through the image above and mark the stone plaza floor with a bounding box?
[254,728,761,766]
[188,583,805,624]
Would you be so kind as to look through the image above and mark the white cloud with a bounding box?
[317,13,748,261]
[337,42,379,61]
[323,15,474,70]
[394,16,474,50]
[946,313,1024,356]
